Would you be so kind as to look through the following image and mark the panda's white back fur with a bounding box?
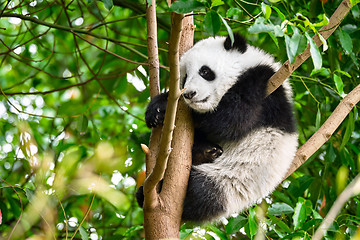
[195,127,298,218]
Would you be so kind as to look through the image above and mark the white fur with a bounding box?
[194,127,298,218]
[180,36,278,113]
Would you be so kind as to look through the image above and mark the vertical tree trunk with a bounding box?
[143,2,194,238]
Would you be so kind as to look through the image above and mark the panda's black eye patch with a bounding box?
[199,65,215,81]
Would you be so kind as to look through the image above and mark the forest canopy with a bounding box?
[0,0,359,239]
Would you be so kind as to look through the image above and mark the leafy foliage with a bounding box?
[0,0,359,239]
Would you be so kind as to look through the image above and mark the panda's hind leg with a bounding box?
[182,167,226,222]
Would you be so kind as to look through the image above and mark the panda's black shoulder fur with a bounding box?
[193,64,296,142]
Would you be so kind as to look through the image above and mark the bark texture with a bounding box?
[143,1,195,238]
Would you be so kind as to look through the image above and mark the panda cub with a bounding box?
[139,34,298,223]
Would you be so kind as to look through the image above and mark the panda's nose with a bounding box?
[183,91,196,100]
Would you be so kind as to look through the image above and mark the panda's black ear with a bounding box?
[224,34,247,53]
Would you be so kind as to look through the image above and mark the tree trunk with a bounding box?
[143,2,194,238]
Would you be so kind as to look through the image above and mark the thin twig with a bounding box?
[70,194,96,240]
[312,174,360,240]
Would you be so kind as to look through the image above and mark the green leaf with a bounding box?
[79,226,89,240]
[333,74,344,96]
[204,10,221,36]
[273,190,293,206]
[77,115,89,134]
[285,27,302,64]
[219,14,234,45]
[147,0,153,5]
[312,14,329,28]
[293,200,307,230]
[248,17,275,34]
[180,229,194,239]
[261,2,272,20]
[226,8,242,19]
[225,215,247,234]
[305,32,322,70]
[207,225,229,240]
[268,32,279,48]
[268,215,292,233]
[272,6,286,21]
[124,225,144,236]
[248,207,257,238]
[312,209,323,219]
[351,0,360,6]
[102,0,113,10]
[268,203,294,216]
[211,0,224,8]
[340,112,354,150]
[337,28,353,54]
[336,165,349,194]
[316,107,321,130]
[335,70,351,78]
[318,32,328,51]
[25,188,35,202]
[169,0,205,14]
[325,143,337,163]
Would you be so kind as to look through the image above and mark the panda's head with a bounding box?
[179,34,277,113]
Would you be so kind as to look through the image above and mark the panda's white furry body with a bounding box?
[138,34,298,222]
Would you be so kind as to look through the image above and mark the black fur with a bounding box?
[145,92,168,128]
[136,186,144,208]
[199,65,216,81]
[182,169,226,222]
[224,34,247,53]
[193,64,296,142]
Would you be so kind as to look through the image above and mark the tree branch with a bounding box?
[143,12,183,209]
[142,2,194,237]
[142,0,162,213]
[286,83,360,178]
[312,173,360,240]
[266,0,353,95]
[144,0,162,183]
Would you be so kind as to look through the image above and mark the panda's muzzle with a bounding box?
[183,91,209,104]
[183,90,196,100]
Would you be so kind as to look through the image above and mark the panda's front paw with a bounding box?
[204,145,223,160]
[145,106,165,128]
[192,141,223,165]
[145,92,168,128]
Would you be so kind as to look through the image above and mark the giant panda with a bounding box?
[137,34,298,223]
